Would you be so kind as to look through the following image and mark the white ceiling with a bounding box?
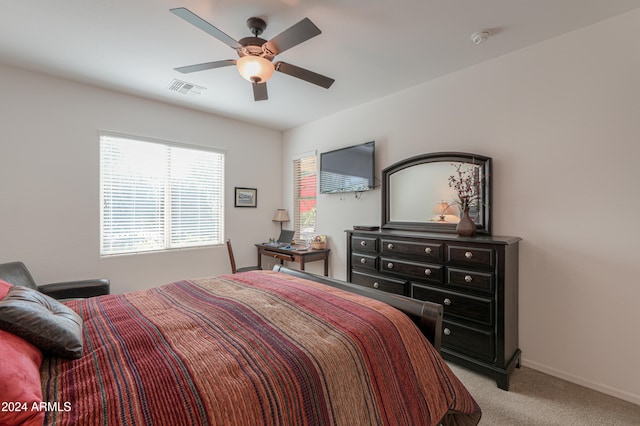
[1,0,638,131]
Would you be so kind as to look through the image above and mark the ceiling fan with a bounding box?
[170,7,335,101]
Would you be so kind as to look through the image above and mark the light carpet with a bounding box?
[448,364,640,425]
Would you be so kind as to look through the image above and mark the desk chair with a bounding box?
[0,261,110,300]
[226,239,261,274]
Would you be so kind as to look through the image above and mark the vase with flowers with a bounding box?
[448,162,483,237]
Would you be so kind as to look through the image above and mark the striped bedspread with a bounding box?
[41,270,480,425]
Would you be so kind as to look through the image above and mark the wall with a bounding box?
[283,10,640,404]
[0,64,283,294]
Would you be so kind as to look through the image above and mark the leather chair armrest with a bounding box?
[38,278,110,300]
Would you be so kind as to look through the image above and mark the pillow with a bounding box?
[0,329,45,426]
[0,286,84,358]
[0,279,12,300]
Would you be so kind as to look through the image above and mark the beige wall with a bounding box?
[283,9,640,404]
[0,64,283,294]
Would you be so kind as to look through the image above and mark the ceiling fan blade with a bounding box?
[252,82,268,101]
[264,18,321,55]
[170,7,242,50]
[174,59,236,74]
[275,62,335,89]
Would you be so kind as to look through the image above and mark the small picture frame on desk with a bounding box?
[235,187,257,207]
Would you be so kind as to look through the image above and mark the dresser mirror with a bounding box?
[382,152,492,234]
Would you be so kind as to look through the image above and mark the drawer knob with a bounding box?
[424,268,432,276]
[387,262,394,269]
[444,298,452,306]
[465,251,473,259]
[387,243,394,250]
[373,282,379,289]
[360,257,367,264]
[360,241,367,247]
[465,275,473,283]
[443,328,451,336]
[424,247,432,254]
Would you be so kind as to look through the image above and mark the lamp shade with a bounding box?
[432,201,451,215]
[272,209,290,222]
[432,201,458,221]
[237,55,275,83]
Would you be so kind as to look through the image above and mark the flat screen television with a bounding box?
[319,141,375,194]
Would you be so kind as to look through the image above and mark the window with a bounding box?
[293,152,317,241]
[100,133,224,256]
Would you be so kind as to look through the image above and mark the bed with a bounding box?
[1,267,481,426]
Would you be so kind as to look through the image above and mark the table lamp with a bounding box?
[432,201,456,222]
[272,209,290,230]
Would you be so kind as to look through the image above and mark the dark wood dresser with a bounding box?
[346,229,521,390]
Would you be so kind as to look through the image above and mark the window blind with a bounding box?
[293,153,317,241]
[100,134,224,256]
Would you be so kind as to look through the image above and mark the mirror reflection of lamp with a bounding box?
[432,201,457,222]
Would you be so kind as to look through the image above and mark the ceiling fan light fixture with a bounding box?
[171,9,334,100]
[236,55,275,83]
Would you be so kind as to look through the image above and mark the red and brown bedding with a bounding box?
[6,270,480,425]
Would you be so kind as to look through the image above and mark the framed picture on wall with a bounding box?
[234,187,257,207]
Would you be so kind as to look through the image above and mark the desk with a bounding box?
[256,243,331,276]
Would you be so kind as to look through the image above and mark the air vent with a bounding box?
[168,79,206,96]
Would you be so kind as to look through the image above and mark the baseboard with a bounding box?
[522,358,640,406]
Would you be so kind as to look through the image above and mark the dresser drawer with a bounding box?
[351,236,378,253]
[442,320,495,363]
[351,253,377,271]
[380,239,443,262]
[447,245,494,268]
[351,271,407,295]
[447,268,494,293]
[411,284,493,326]
[381,257,443,283]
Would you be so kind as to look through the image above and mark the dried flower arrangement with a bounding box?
[448,162,483,212]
